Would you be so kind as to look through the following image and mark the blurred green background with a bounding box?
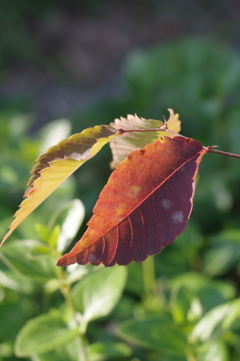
[1,1,240,360]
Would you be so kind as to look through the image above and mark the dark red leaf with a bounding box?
[57,136,207,267]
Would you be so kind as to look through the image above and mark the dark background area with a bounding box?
[1,0,240,130]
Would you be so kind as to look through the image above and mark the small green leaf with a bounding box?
[0,240,57,282]
[35,223,51,243]
[48,225,61,249]
[117,315,190,355]
[29,246,52,258]
[15,312,79,357]
[192,298,240,342]
[49,199,85,252]
[71,266,127,324]
[89,341,132,361]
[171,286,202,324]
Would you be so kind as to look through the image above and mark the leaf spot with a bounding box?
[88,253,99,263]
[127,185,141,198]
[180,164,188,172]
[171,211,184,224]
[161,199,171,210]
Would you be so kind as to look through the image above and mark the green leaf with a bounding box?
[14,312,79,357]
[48,199,85,252]
[89,341,132,361]
[35,223,51,243]
[170,285,202,324]
[196,340,229,361]
[171,272,236,311]
[203,230,240,276]
[0,303,31,341]
[28,339,79,361]
[2,125,118,245]
[192,298,240,342]
[0,341,13,358]
[48,225,61,250]
[0,240,57,282]
[71,266,127,324]
[0,269,34,293]
[117,315,190,355]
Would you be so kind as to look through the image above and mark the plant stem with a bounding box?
[142,256,157,297]
[187,353,197,361]
[207,147,240,159]
[57,266,89,361]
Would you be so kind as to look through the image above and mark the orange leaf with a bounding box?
[58,135,207,267]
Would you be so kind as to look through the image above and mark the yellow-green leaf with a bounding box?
[1,125,118,245]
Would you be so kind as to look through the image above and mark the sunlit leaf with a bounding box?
[171,272,236,312]
[49,199,85,252]
[170,285,202,324]
[58,136,207,267]
[192,298,240,342]
[71,266,127,324]
[109,109,181,168]
[1,125,118,245]
[196,340,229,361]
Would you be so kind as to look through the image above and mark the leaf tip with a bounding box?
[57,253,75,267]
[1,230,12,247]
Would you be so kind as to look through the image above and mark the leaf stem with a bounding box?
[142,256,165,312]
[57,266,89,361]
[207,147,240,159]
[186,353,197,361]
[142,256,157,297]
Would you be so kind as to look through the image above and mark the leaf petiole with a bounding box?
[206,147,240,159]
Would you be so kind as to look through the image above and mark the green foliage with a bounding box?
[15,312,79,357]
[117,315,189,355]
[2,37,240,360]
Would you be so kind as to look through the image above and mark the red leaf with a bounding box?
[57,136,207,267]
